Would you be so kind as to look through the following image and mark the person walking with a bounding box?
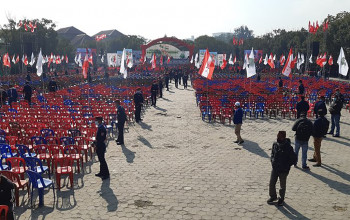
[115,100,127,145]
[309,109,329,167]
[292,112,313,170]
[94,116,110,180]
[233,102,244,144]
[267,131,297,206]
[183,73,188,89]
[158,77,163,98]
[314,96,327,118]
[151,81,158,106]
[174,72,178,88]
[328,88,344,137]
[296,96,309,119]
[133,88,144,123]
[23,81,33,105]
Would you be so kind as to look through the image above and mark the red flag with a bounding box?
[24,23,28,31]
[221,59,227,70]
[232,37,237,45]
[150,54,156,69]
[282,48,293,77]
[3,53,11,67]
[23,55,28,65]
[328,55,333,66]
[198,49,214,80]
[259,56,262,64]
[317,53,327,67]
[291,55,297,69]
[233,56,237,63]
[167,56,171,64]
[56,55,61,64]
[267,53,275,69]
[239,38,244,45]
[15,55,20,64]
[88,54,93,65]
[82,53,89,79]
[17,20,22,28]
[65,55,68,63]
[279,54,285,66]
[316,21,319,32]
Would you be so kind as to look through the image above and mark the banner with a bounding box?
[217,54,226,67]
[147,44,189,59]
[107,53,118,67]
[244,50,263,63]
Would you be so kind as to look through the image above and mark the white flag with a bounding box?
[263,54,268,65]
[29,52,35,66]
[194,53,199,69]
[309,55,313,64]
[36,49,43,76]
[337,47,349,76]
[246,48,256,78]
[190,56,193,64]
[77,53,82,67]
[228,54,234,65]
[120,48,127,79]
[101,55,104,63]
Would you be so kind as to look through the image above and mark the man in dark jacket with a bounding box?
[94,116,110,180]
[296,96,309,119]
[150,81,158,106]
[48,77,58,92]
[267,131,297,206]
[328,89,344,137]
[309,109,329,167]
[183,73,188,89]
[115,100,127,145]
[7,85,18,107]
[158,77,163,98]
[233,102,244,144]
[23,81,33,105]
[298,80,305,95]
[292,112,313,170]
[0,87,7,106]
[0,174,15,220]
[133,88,144,123]
[314,96,327,118]
[164,73,169,91]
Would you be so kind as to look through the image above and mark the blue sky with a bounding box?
[1,0,349,40]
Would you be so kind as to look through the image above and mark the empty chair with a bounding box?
[40,129,55,137]
[63,145,83,173]
[68,129,82,138]
[16,144,36,158]
[6,157,26,179]
[24,157,50,178]
[0,144,16,158]
[26,170,54,207]
[0,205,9,219]
[60,137,75,146]
[255,103,265,118]
[0,155,9,171]
[53,157,74,190]
[31,136,47,146]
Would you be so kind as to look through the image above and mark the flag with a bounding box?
[17,20,22,28]
[309,55,313,63]
[263,54,268,65]
[282,48,293,77]
[221,59,227,70]
[233,56,237,64]
[101,55,104,63]
[337,47,349,76]
[167,56,170,64]
[150,53,156,69]
[65,55,68,63]
[232,37,237,45]
[95,34,107,42]
[120,48,127,78]
[246,48,256,78]
[190,56,193,64]
[77,53,82,67]
[259,56,262,64]
[228,54,234,65]
[3,53,11,67]
[88,54,93,65]
[328,55,333,66]
[239,38,244,45]
[194,53,200,69]
[291,55,297,69]
[82,53,89,79]
[160,55,163,66]
[143,54,147,64]
[74,54,78,64]
[24,23,28,31]
[317,53,327,67]
[243,53,249,70]
[23,55,28,65]
[15,55,19,64]
[12,54,16,64]
[323,19,329,32]
[127,53,133,68]
[55,55,61,64]
[29,52,35,66]
[36,49,43,77]
[279,54,285,66]
[198,49,214,80]
[268,53,275,68]
[273,54,276,61]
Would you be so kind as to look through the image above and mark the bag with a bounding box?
[288,150,297,167]
[296,119,312,141]
[321,118,330,136]
[329,106,335,114]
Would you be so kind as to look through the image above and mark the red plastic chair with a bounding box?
[53,157,74,190]
[0,205,8,220]
[74,136,92,162]
[63,145,83,173]
[6,157,26,179]
[34,144,52,173]
[0,170,30,207]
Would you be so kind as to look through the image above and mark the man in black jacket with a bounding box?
[314,96,327,118]
[23,81,33,105]
[296,96,309,119]
[115,100,127,145]
[150,81,158,106]
[164,73,169,91]
[133,88,144,123]
[309,109,330,167]
[94,116,110,180]
[328,89,344,137]
[158,77,163,98]
[292,112,313,169]
[0,174,15,220]
[298,80,305,95]
[267,131,297,206]
[48,77,58,92]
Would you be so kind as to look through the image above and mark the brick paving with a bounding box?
[15,81,350,219]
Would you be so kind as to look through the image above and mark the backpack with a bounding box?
[296,119,312,141]
[321,118,330,136]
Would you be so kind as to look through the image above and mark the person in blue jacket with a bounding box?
[233,102,244,144]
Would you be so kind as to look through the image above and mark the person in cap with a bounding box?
[296,96,309,119]
[267,131,296,206]
[94,116,110,180]
[115,100,127,145]
[233,102,244,144]
[328,88,344,137]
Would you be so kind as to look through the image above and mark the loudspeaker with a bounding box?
[312,42,320,56]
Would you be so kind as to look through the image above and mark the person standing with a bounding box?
[151,81,158,106]
[298,80,305,95]
[233,102,244,144]
[164,73,169,91]
[158,77,163,98]
[0,174,16,220]
[7,85,18,107]
[115,100,126,145]
[314,96,327,118]
[48,77,58,92]
[267,131,297,206]
[328,89,344,137]
[94,116,110,180]
[134,88,144,123]
[278,77,283,88]
[292,112,313,170]
[23,81,33,105]
[309,109,329,167]
[174,72,179,88]
[296,96,309,119]
[0,87,8,106]
[183,73,188,89]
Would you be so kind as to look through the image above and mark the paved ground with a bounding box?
[15,80,350,219]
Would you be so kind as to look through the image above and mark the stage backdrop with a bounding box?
[146,44,189,59]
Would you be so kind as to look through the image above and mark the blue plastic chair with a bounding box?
[0,144,16,158]
[0,136,7,144]
[0,129,6,136]
[16,144,36,158]
[255,103,265,118]
[24,157,50,178]
[0,155,9,170]
[31,136,47,145]
[26,170,54,207]
[68,129,82,138]
[243,103,253,118]
[40,129,55,137]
